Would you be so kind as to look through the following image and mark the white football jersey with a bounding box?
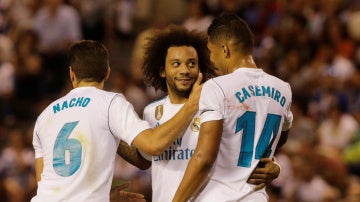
[196,68,293,202]
[31,87,151,202]
[143,96,200,202]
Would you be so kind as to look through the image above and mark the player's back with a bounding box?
[32,87,126,202]
[197,68,292,201]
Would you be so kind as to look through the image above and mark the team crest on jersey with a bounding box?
[191,117,200,132]
[155,105,163,120]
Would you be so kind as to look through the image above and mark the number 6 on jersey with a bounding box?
[53,121,82,177]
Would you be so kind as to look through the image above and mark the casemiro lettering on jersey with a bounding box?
[153,137,195,161]
[53,97,91,114]
[235,85,286,107]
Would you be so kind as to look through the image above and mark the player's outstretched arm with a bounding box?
[132,73,203,156]
[173,119,223,202]
[247,158,280,191]
[117,140,151,170]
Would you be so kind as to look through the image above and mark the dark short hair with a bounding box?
[207,13,254,55]
[142,25,215,92]
[68,40,109,83]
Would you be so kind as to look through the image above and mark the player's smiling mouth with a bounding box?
[176,77,192,84]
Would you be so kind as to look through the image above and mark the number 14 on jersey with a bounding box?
[235,111,281,167]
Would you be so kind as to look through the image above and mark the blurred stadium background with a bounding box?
[0,0,359,201]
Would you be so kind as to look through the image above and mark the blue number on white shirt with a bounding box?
[53,121,82,176]
[235,112,281,167]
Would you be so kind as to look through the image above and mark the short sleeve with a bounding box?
[199,79,225,123]
[282,110,293,131]
[282,82,293,131]
[32,120,43,159]
[108,95,151,145]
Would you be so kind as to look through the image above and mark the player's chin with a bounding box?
[178,87,192,94]
[176,86,192,95]
[176,81,193,89]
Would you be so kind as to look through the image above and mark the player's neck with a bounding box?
[231,55,257,72]
[73,81,105,90]
[168,91,188,104]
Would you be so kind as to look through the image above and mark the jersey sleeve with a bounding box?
[32,119,43,159]
[199,79,225,123]
[282,110,293,131]
[108,94,151,145]
[282,82,293,131]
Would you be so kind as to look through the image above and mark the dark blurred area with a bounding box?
[0,0,359,201]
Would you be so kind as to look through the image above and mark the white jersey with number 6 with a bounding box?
[196,68,293,201]
[32,86,151,202]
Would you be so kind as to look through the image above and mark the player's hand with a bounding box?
[191,72,203,96]
[188,72,203,111]
[110,182,146,202]
[247,158,280,191]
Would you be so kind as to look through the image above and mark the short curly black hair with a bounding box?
[142,25,215,92]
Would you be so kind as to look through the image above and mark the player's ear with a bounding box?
[69,66,75,82]
[222,44,230,59]
[105,66,111,81]
[160,67,166,78]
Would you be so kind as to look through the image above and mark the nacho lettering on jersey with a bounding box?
[53,97,91,114]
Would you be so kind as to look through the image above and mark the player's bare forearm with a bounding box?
[173,120,223,202]
[132,74,203,155]
[172,152,213,202]
[117,140,151,170]
[132,100,198,155]
[35,158,44,182]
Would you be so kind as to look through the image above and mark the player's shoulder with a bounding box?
[104,91,125,102]
[266,72,288,83]
[143,96,168,117]
[203,76,227,91]
[266,73,292,90]
[144,96,168,109]
[37,89,119,117]
[35,94,67,124]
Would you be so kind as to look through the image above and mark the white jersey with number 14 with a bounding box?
[196,68,293,202]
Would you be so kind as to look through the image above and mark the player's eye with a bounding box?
[172,62,180,67]
[188,61,196,68]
